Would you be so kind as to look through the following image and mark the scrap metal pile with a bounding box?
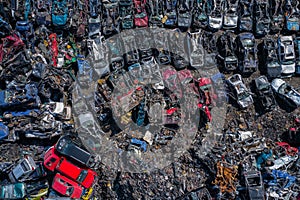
[0,0,299,199]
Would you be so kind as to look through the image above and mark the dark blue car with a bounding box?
[0,84,41,111]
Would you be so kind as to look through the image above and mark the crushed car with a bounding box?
[254,75,276,111]
[227,74,254,108]
[278,35,296,76]
[271,78,300,108]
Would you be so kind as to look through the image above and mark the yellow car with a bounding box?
[82,187,93,200]
[26,188,48,200]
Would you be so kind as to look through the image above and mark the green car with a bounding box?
[0,182,26,199]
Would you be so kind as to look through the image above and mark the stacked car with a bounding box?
[43,135,98,198]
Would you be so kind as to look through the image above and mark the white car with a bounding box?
[278,35,296,76]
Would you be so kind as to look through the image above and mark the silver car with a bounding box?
[8,156,37,183]
[227,74,254,108]
[278,35,296,76]
[271,78,300,108]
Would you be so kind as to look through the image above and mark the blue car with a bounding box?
[0,122,9,140]
[0,84,41,111]
[3,109,40,119]
[51,0,68,26]
[129,138,147,152]
[286,11,300,31]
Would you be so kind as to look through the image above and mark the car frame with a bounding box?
[294,35,300,75]
[208,7,223,30]
[223,0,239,30]
[217,31,238,72]
[253,0,270,37]
[262,36,282,78]
[238,0,254,32]
[0,84,41,111]
[51,0,68,26]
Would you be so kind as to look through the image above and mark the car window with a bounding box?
[20,161,30,171]
[77,170,88,183]
[238,92,250,100]
[247,176,261,186]
[65,187,74,196]
[242,39,254,48]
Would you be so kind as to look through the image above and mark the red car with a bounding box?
[44,146,97,188]
[52,173,83,198]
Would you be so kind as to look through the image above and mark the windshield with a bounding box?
[20,161,30,171]
[77,170,88,183]
[247,176,262,187]
[65,187,74,196]
[238,91,250,100]
[258,83,270,91]
[242,39,254,48]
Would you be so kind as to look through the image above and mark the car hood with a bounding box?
[238,95,253,108]
[271,78,285,92]
[248,187,265,199]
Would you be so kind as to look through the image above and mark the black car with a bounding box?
[55,135,98,169]
[235,32,258,75]
[254,75,276,111]
[191,0,209,29]
[269,0,284,33]
[238,0,254,32]
[177,0,193,28]
[253,0,270,37]
[217,31,238,72]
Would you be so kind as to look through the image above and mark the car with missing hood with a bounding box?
[243,170,265,200]
[227,74,254,108]
[253,0,270,37]
[262,36,282,79]
[271,78,300,108]
[217,31,238,72]
[254,76,276,111]
[278,35,296,76]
